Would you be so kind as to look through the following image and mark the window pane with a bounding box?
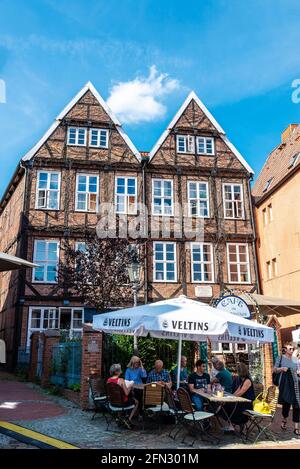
[49,173,58,189]
[38,172,48,189]
[90,130,98,146]
[48,242,58,261]
[77,193,86,210]
[48,191,58,209]
[34,266,44,282]
[153,181,161,196]
[31,309,42,328]
[89,177,97,192]
[116,195,125,212]
[99,130,107,147]
[47,265,57,282]
[78,128,86,144]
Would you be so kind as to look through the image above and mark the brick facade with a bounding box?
[0,83,258,372]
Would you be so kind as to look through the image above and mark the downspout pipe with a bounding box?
[142,159,148,304]
[248,176,261,294]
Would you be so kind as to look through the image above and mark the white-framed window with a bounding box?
[227,243,251,284]
[223,184,244,219]
[27,307,83,346]
[153,242,177,282]
[67,127,87,146]
[115,177,137,214]
[59,307,84,337]
[196,136,215,155]
[176,135,195,154]
[32,240,60,283]
[75,174,99,212]
[188,181,210,217]
[36,171,60,210]
[152,179,174,216]
[191,243,214,283]
[89,128,108,148]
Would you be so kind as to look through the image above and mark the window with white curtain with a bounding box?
[227,243,251,283]
[36,171,60,210]
[75,174,98,212]
[115,177,137,214]
[223,184,244,219]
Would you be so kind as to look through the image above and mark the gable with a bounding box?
[22,82,141,164]
[149,91,253,174]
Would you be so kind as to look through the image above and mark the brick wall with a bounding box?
[80,327,103,410]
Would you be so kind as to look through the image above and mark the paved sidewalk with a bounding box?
[0,372,300,449]
[0,372,67,421]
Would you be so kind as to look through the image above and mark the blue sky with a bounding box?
[1,0,300,197]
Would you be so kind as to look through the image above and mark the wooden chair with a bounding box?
[243,385,279,443]
[106,382,135,430]
[177,387,217,446]
[88,375,108,420]
[143,382,167,430]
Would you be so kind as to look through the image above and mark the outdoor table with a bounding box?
[196,390,251,438]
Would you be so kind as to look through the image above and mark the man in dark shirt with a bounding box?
[188,359,210,411]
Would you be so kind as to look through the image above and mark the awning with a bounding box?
[238,293,300,317]
[0,252,38,272]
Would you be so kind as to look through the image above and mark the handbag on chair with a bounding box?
[253,392,271,415]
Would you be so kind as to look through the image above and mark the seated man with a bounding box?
[147,360,172,388]
[171,355,189,387]
[188,359,211,411]
[171,355,189,386]
[211,359,233,393]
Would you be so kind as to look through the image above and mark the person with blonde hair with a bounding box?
[125,355,147,385]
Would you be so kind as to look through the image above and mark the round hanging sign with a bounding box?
[215,294,251,319]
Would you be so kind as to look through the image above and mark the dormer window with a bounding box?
[67,127,87,146]
[176,135,195,154]
[263,177,273,193]
[196,136,214,155]
[288,152,300,169]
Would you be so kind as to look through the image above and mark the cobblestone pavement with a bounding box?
[1,373,300,449]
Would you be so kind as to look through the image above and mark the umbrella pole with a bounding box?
[176,337,182,389]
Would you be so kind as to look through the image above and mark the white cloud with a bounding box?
[107,66,180,124]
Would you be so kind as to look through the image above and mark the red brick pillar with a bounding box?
[263,343,273,389]
[80,327,103,410]
[41,330,60,387]
[29,332,42,382]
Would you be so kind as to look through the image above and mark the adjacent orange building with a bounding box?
[253,124,300,337]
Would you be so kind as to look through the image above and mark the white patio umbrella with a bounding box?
[93,295,274,388]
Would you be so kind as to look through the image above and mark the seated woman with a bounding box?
[107,363,139,429]
[219,362,255,432]
[125,356,147,384]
